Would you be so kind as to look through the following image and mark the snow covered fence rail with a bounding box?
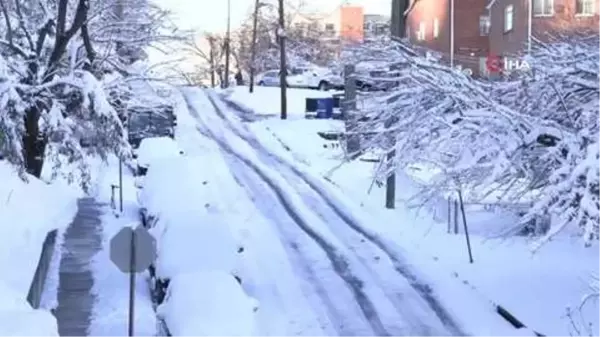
[26,229,59,309]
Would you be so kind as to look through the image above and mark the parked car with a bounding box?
[255,70,282,87]
[127,105,177,149]
[135,136,184,176]
[157,271,259,336]
[256,66,343,91]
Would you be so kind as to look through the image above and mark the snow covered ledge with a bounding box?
[0,162,78,335]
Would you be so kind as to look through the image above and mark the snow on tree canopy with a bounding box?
[340,36,599,246]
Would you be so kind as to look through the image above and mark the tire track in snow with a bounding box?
[184,91,388,336]
[206,90,466,336]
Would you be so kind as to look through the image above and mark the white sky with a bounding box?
[157,0,391,33]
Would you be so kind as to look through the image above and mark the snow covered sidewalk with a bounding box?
[54,198,104,336]
[87,157,157,336]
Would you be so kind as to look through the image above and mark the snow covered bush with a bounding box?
[340,38,528,204]
[495,37,599,246]
[339,36,599,245]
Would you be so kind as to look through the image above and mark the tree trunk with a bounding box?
[23,105,46,178]
[22,0,89,177]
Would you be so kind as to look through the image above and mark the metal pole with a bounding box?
[342,64,359,158]
[249,0,260,93]
[384,117,396,209]
[128,228,136,336]
[119,157,123,212]
[449,0,455,68]
[224,0,231,88]
[527,0,532,54]
[457,189,474,263]
[277,0,287,120]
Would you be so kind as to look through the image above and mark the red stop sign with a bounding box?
[486,54,503,73]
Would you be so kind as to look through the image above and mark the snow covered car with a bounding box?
[137,156,248,302]
[157,271,259,336]
[135,136,184,176]
[256,67,343,91]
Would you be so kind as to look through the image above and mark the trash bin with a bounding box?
[305,97,318,112]
[316,97,334,119]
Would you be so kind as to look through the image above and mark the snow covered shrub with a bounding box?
[339,36,599,245]
[340,38,528,204]
[496,37,600,246]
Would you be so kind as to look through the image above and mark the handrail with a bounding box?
[27,229,58,309]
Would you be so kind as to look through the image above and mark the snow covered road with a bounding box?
[181,87,468,336]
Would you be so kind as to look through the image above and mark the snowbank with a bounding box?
[245,112,600,336]
[0,162,78,335]
[224,86,339,119]
[157,271,258,336]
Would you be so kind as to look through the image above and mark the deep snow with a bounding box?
[0,162,79,335]
[224,85,600,336]
[180,87,532,335]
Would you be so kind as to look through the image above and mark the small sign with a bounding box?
[110,225,157,273]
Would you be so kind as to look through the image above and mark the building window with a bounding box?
[325,23,335,37]
[479,15,490,35]
[433,18,439,38]
[417,21,426,40]
[533,0,554,16]
[504,5,514,32]
[576,0,595,15]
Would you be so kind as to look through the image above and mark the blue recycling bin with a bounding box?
[316,97,334,119]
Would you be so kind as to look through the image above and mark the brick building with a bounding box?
[488,0,599,56]
[392,0,599,77]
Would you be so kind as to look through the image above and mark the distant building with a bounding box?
[288,4,365,42]
[364,14,391,38]
[390,0,599,77]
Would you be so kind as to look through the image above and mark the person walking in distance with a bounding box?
[235,68,244,86]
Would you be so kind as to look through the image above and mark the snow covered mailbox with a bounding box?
[137,156,258,326]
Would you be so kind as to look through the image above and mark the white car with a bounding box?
[256,66,343,91]
[135,136,184,176]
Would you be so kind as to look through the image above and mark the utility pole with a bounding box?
[249,0,260,93]
[224,0,231,88]
[277,0,287,119]
[208,36,216,87]
[450,0,455,68]
[527,0,532,54]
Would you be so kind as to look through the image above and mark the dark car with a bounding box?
[127,105,176,150]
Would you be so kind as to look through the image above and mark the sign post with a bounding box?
[110,225,157,336]
[119,157,123,213]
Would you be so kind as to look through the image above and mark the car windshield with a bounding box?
[129,111,173,136]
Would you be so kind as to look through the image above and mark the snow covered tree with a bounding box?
[233,3,333,74]
[0,0,168,186]
[338,36,599,246]
[183,32,227,87]
[494,36,599,246]
[339,38,526,200]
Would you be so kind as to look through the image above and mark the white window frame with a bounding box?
[479,15,490,36]
[433,18,439,38]
[575,0,595,16]
[417,21,426,40]
[504,5,514,32]
[533,0,554,16]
